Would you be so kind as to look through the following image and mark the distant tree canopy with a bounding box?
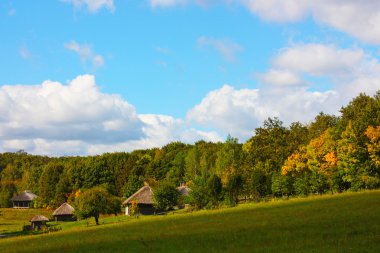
[0,91,379,210]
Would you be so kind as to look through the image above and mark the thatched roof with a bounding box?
[53,202,75,216]
[123,186,154,205]
[30,215,49,222]
[178,186,191,196]
[11,191,38,201]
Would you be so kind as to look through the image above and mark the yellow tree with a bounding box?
[281,146,308,176]
[281,129,338,194]
[306,129,337,174]
[365,125,380,168]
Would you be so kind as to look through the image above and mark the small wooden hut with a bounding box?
[30,215,49,230]
[52,203,76,221]
[11,191,38,208]
[123,186,156,215]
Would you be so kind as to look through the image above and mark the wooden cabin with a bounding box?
[52,202,76,221]
[30,215,49,230]
[123,186,157,215]
[123,184,191,215]
[11,191,38,208]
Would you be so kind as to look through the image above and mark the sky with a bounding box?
[1,0,380,156]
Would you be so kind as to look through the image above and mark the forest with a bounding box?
[0,92,379,210]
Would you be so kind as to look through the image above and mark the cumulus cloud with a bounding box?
[64,41,105,70]
[0,75,222,156]
[258,69,304,87]
[241,0,380,45]
[62,0,115,13]
[81,114,222,155]
[188,43,380,140]
[0,75,143,142]
[273,44,365,77]
[151,1,380,44]
[198,36,243,62]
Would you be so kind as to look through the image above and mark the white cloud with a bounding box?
[198,36,243,62]
[188,43,380,140]
[86,114,222,155]
[64,41,105,70]
[273,44,365,76]
[258,69,304,87]
[0,75,143,153]
[62,0,115,13]
[241,0,380,45]
[148,1,380,44]
[187,84,339,140]
[149,0,187,8]
[187,85,265,138]
[241,0,310,22]
[92,55,105,68]
[0,75,222,156]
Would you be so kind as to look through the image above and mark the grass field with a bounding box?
[0,208,53,236]
[1,190,380,252]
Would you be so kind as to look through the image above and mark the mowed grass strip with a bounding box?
[1,190,380,253]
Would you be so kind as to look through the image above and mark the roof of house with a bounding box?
[53,202,75,216]
[30,215,49,222]
[178,185,191,196]
[123,186,154,205]
[10,191,38,201]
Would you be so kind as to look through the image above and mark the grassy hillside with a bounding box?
[1,191,380,253]
[0,208,53,236]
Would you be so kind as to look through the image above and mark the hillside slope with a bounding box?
[1,191,379,253]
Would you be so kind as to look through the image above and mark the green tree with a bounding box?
[153,182,179,211]
[271,172,293,197]
[38,162,64,206]
[189,175,209,209]
[339,92,380,146]
[207,174,223,207]
[337,122,363,191]
[244,118,289,173]
[0,181,17,207]
[75,187,117,225]
[308,112,339,140]
[225,173,243,206]
[123,172,144,198]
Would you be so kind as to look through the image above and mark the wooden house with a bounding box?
[52,202,76,221]
[30,215,49,230]
[123,184,191,215]
[10,191,38,208]
[123,186,156,215]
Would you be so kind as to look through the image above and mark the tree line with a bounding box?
[0,91,379,210]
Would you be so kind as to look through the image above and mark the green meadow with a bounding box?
[1,190,380,253]
[0,208,52,236]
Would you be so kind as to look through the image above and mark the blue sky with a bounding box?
[1,0,380,156]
